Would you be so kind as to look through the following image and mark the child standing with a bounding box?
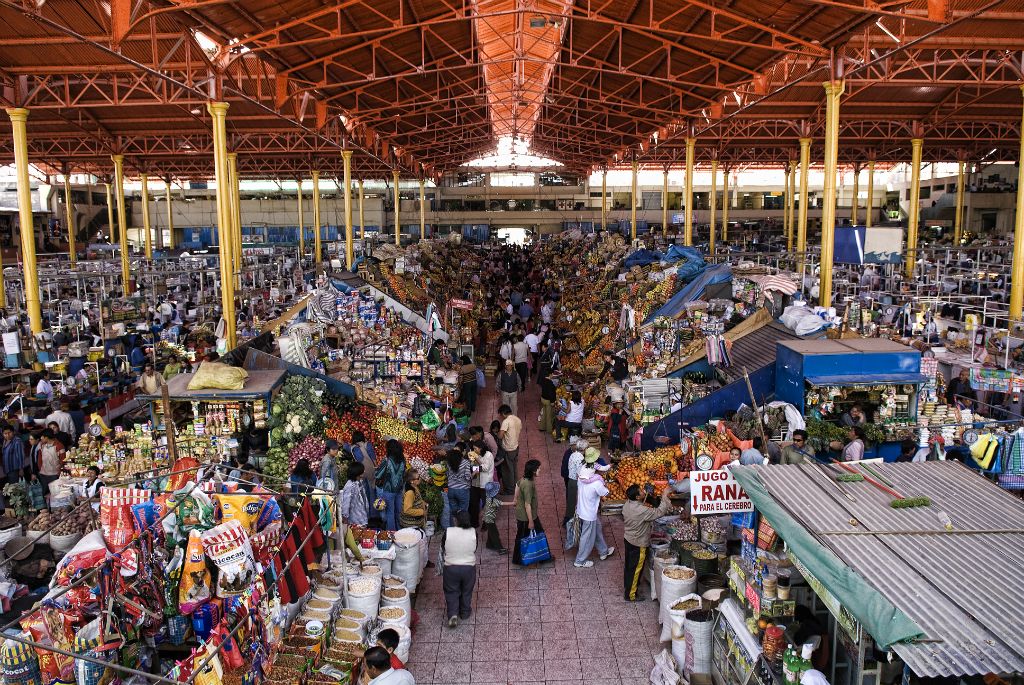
[481,481,507,555]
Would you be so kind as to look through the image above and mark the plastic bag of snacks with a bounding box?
[50,530,107,588]
[100,487,151,551]
[179,529,212,613]
[20,610,74,685]
[201,520,257,598]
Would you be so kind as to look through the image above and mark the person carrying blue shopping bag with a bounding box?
[512,459,550,565]
[374,439,406,530]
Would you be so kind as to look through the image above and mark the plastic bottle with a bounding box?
[782,646,798,685]
[798,643,814,678]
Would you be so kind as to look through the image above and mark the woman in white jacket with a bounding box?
[468,428,495,527]
[573,462,615,568]
[442,510,478,628]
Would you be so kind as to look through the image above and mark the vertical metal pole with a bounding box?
[787,160,797,252]
[342,150,354,268]
[797,138,811,268]
[6,108,37,330]
[229,152,242,284]
[312,170,322,265]
[783,164,791,250]
[630,158,638,241]
[63,174,76,267]
[296,179,304,259]
[906,138,924,280]
[358,179,365,241]
[661,169,668,239]
[954,160,966,247]
[164,182,174,250]
[819,80,843,309]
[111,154,132,297]
[865,161,875,229]
[851,164,860,226]
[601,169,607,232]
[393,170,401,247]
[1009,86,1024,320]
[709,160,718,256]
[721,167,730,242]
[140,173,153,260]
[419,177,426,242]
[684,138,695,246]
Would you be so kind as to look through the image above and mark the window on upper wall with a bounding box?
[490,172,536,187]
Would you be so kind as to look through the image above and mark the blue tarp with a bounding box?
[663,244,701,264]
[645,262,731,323]
[623,249,664,268]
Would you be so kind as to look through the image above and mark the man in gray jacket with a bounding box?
[622,484,672,601]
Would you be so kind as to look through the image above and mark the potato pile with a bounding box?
[49,509,96,536]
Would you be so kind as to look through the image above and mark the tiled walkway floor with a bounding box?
[408,380,661,684]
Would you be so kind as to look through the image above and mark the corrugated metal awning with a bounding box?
[806,372,930,386]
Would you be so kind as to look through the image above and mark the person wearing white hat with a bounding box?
[574,448,614,568]
[561,437,588,525]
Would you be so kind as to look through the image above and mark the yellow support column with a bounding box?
[228,153,242,281]
[865,161,875,229]
[1010,86,1024,318]
[140,173,152,260]
[819,80,844,309]
[208,102,235,349]
[111,154,132,297]
[393,170,401,246]
[851,165,860,226]
[630,158,638,241]
[661,169,668,238]
[358,179,365,240]
[601,169,607,232]
[709,160,718,255]
[165,181,174,250]
[5,107,39,330]
[684,138,695,246]
[721,167,730,242]
[342,150,354,269]
[63,173,76,267]
[296,180,305,258]
[954,160,966,246]
[787,160,797,252]
[797,138,811,266]
[311,169,322,266]
[905,138,924,280]
[419,177,426,242]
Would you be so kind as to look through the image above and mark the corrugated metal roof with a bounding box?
[719,321,801,384]
[743,461,1024,677]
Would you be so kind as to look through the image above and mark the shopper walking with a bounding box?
[375,439,407,530]
[445,449,472,520]
[457,355,478,414]
[574,460,614,568]
[441,511,478,628]
[539,371,558,436]
[468,435,494,527]
[513,335,530,388]
[562,438,587,525]
[497,404,522,495]
[512,459,543,566]
[340,462,369,527]
[622,484,672,601]
[495,359,522,416]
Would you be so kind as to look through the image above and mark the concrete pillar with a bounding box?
[630,158,638,241]
[721,168,730,242]
[905,138,924,280]
[684,138,695,246]
[296,180,304,258]
[140,173,152,259]
[601,170,607,232]
[63,174,76,267]
[5,108,39,328]
[819,80,844,308]
[358,179,365,240]
[164,181,174,250]
[311,169,322,265]
[419,177,426,242]
[393,170,401,246]
[1009,85,1024,318]
[865,161,875,229]
[342,150,354,269]
[709,161,718,255]
[787,160,797,252]
[851,165,860,226]
[208,101,235,349]
[954,160,966,246]
[797,138,811,267]
[661,169,668,238]
[111,154,132,297]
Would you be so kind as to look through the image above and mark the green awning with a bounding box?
[731,467,923,649]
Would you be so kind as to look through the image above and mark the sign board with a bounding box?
[394,257,406,274]
[450,298,474,311]
[2,332,20,355]
[690,469,754,514]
